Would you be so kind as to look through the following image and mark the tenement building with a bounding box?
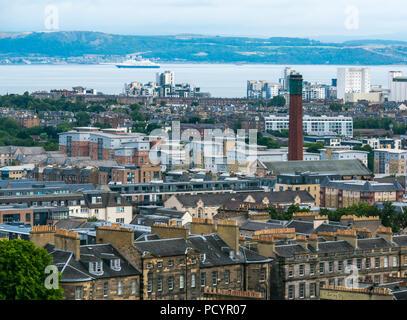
[247,226,407,300]
[30,226,141,300]
[94,220,272,300]
[320,178,404,208]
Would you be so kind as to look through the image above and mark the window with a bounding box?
[103,282,109,297]
[201,272,206,287]
[288,285,295,299]
[310,283,316,297]
[179,258,185,265]
[299,283,305,299]
[384,256,389,268]
[319,262,325,274]
[157,262,163,268]
[329,261,334,273]
[299,264,305,276]
[347,259,353,267]
[225,270,230,284]
[168,277,174,291]
[212,271,218,286]
[191,274,196,288]
[146,263,153,269]
[319,281,325,289]
[180,275,185,289]
[310,264,315,275]
[288,265,294,277]
[357,258,362,270]
[374,275,381,283]
[131,280,137,294]
[111,259,121,271]
[199,253,206,263]
[89,261,103,275]
[338,278,343,286]
[338,261,344,271]
[157,278,163,292]
[329,279,335,286]
[375,257,380,268]
[117,280,123,296]
[168,260,174,267]
[393,256,398,267]
[366,258,371,269]
[75,286,83,300]
[147,276,152,293]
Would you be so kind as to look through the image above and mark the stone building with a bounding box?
[30,226,141,300]
[246,226,407,300]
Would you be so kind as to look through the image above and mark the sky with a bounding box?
[1,0,407,41]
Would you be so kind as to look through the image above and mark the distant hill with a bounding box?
[1,31,407,65]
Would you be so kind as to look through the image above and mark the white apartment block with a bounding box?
[389,71,407,102]
[320,149,368,167]
[337,67,371,101]
[265,115,353,137]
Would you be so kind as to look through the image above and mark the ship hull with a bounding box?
[116,65,160,68]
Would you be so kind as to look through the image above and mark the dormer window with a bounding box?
[200,253,206,263]
[89,261,103,275]
[110,259,121,271]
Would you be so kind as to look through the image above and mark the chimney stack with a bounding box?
[216,220,240,254]
[151,221,189,239]
[336,229,358,248]
[30,225,56,248]
[190,218,216,235]
[54,229,80,260]
[376,226,393,243]
[96,223,134,248]
[288,73,303,161]
[308,233,319,250]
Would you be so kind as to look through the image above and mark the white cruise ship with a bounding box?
[116,57,160,68]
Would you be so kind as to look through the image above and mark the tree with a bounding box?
[75,111,91,127]
[353,145,374,171]
[268,96,286,107]
[87,216,99,222]
[329,103,343,112]
[0,239,63,300]
[304,142,325,153]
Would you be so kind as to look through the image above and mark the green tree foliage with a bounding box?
[75,111,91,127]
[267,96,286,107]
[0,239,63,300]
[353,145,374,171]
[267,129,289,138]
[304,142,325,153]
[329,103,343,112]
[268,205,311,220]
[256,132,280,149]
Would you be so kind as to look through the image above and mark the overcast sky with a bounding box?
[1,0,407,40]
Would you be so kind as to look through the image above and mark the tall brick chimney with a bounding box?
[288,73,303,161]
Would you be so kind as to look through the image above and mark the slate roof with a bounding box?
[393,235,407,247]
[133,234,271,266]
[263,159,372,176]
[240,220,285,232]
[309,240,355,253]
[320,179,403,192]
[285,220,315,235]
[274,244,309,257]
[171,191,315,209]
[357,237,393,250]
[46,243,141,282]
